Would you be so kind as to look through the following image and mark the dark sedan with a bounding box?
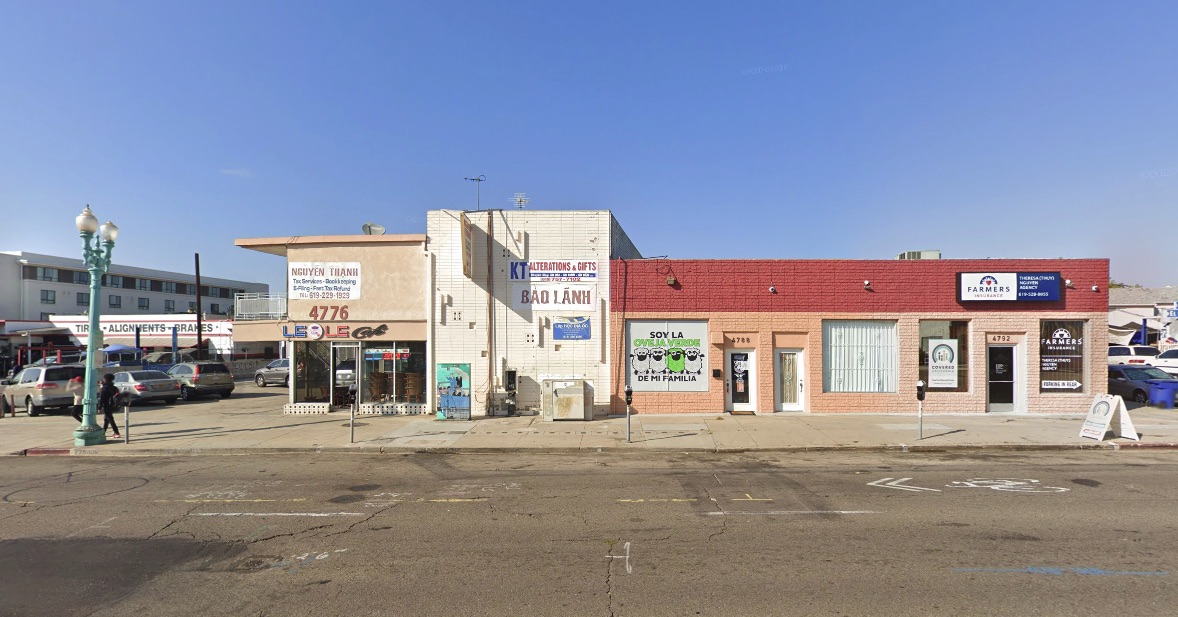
[113,370,181,405]
[1108,365,1178,405]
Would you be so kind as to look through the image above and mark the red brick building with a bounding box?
[610,258,1108,415]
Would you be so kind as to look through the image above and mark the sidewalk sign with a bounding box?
[1080,395,1139,441]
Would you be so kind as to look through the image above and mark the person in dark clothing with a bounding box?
[98,373,121,438]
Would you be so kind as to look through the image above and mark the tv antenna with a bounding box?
[464,175,486,210]
[511,193,530,209]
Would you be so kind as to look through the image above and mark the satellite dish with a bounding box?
[361,222,386,235]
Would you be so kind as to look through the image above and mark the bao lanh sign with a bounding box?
[626,320,709,392]
[957,272,1061,302]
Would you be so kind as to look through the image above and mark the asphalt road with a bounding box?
[1,450,1175,616]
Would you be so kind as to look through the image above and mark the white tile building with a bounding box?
[427,210,640,416]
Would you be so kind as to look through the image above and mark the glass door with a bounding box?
[331,342,360,409]
[776,349,804,412]
[987,345,1016,412]
[725,349,755,413]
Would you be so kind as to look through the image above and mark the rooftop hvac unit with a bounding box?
[541,379,592,421]
[896,250,942,260]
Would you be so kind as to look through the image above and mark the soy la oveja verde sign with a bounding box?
[626,320,709,392]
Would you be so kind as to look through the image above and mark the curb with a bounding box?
[12,441,1174,457]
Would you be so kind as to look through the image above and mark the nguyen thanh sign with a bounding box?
[289,262,362,300]
[958,272,1061,302]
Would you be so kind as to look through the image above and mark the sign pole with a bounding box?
[350,393,356,444]
[123,400,130,444]
[918,400,923,440]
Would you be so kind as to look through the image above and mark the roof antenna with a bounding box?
[511,192,530,209]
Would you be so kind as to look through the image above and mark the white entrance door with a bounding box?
[725,349,756,413]
[776,349,804,412]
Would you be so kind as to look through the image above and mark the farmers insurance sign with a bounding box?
[958,272,1061,301]
[626,320,709,392]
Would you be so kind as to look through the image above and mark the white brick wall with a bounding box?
[428,210,636,417]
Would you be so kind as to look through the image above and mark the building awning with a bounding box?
[6,327,72,337]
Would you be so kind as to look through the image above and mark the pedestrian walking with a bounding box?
[98,373,121,438]
[66,374,85,422]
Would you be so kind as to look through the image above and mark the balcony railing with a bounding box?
[234,293,287,320]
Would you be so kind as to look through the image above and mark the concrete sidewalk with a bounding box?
[3,386,1178,456]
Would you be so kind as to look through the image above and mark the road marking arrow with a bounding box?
[868,477,941,492]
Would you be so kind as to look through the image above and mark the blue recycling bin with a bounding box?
[1148,382,1177,409]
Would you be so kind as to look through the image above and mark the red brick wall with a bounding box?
[608,259,1110,415]
[610,259,1109,314]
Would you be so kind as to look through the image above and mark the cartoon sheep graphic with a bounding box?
[648,348,667,374]
[666,347,686,373]
[684,347,704,374]
[629,346,650,374]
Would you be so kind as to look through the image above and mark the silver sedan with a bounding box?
[113,370,182,405]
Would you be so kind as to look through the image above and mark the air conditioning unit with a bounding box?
[896,250,942,260]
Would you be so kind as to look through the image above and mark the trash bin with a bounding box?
[1148,382,1177,409]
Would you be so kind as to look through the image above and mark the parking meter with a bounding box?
[916,380,926,439]
[624,385,633,443]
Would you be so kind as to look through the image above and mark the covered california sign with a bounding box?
[626,320,709,392]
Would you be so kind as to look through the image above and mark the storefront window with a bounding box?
[919,321,970,392]
[360,341,426,403]
[1040,320,1086,393]
[294,341,331,403]
[823,320,898,393]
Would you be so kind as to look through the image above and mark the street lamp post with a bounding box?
[74,205,119,446]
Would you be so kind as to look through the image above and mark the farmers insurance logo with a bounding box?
[966,275,1011,294]
[1042,327,1083,351]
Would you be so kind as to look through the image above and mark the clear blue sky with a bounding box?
[3,1,1176,293]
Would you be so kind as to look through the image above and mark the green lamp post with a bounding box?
[74,205,119,446]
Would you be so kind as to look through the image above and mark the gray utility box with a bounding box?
[541,379,592,421]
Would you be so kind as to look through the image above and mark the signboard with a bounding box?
[281,322,391,340]
[509,260,598,281]
[1080,395,1138,441]
[460,213,473,279]
[1166,309,1178,319]
[1040,320,1085,392]
[364,347,410,360]
[928,339,958,388]
[958,272,1061,302]
[512,283,595,311]
[436,363,471,420]
[289,262,362,300]
[553,316,591,340]
[626,320,709,392]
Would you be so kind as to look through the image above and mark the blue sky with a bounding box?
[2,1,1176,293]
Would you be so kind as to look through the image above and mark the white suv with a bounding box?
[1107,345,1160,365]
[1150,349,1178,376]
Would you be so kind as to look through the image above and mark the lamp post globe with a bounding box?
[73,205,118,446]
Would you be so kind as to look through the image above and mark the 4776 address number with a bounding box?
[309,305,349,320]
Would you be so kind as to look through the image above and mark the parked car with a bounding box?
[0,364,88,416]
[1150,349,1178,377]
[166,362,235,400]
[144,350,224,365]
[1108,365,1178,404]
[335,359,356,388]
[254,358,290,387]
[1108,345,1160,365]
[112,370,181,405]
